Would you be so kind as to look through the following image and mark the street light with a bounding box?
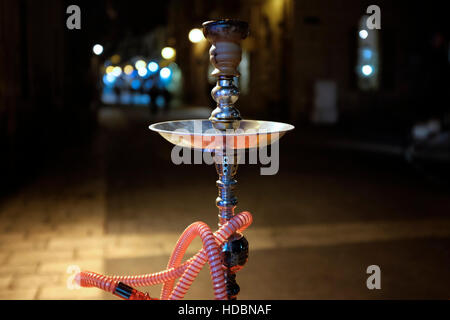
[138,68,148,77]
[160,67,172,79]
[161,47,176,60]
[105,66,114,74]
[135,60,147,70]
[93,44,103,55]
[112,66,122,77]
[189,28,205,43]
[124,65,134,75]
[362,65,373,76]
[148,61,159,73]
[359,30,368,39]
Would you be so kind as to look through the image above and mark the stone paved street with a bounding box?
[0,107,449,300]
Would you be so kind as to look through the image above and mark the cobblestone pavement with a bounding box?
[1,107,449,300]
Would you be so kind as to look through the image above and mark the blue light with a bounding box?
[362,49,373,59]
[135,94,150,105]
[143,79,154,90]
[103,74,116,86]
[120,92,132,104]
[148,61,159,73]
[160,67,172,79]
[131,79,141,90]
[156,96,166,108]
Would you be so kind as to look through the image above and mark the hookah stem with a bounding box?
[215,151,238,226]
[215,150,246,300]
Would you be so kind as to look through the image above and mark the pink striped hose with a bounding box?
[76,211,253,300]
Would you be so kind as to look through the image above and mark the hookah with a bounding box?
[76,19,294,300]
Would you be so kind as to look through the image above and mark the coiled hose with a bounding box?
[76,211,253,300]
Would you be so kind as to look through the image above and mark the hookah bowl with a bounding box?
[150,19,294,299]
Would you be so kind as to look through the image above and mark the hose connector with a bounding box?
[113,282,156,300]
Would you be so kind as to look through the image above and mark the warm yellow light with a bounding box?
[111,54,121,64]
[106,66,115,74]
[161,47,176,60]
[189,28,205,43]
[124,65,134,75]
[135,60,147,70]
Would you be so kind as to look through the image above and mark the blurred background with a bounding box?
[0,0,449,300]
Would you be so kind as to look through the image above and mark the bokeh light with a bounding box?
[111,54,121,64]
[135,60,147,70]
[189,28,205,43]
[161,47,176,60]
[131,79,141,90]
[362,64,373,76]
[160,67,172,79]
[362,49,373,59]
[112,66,122,77]
[124,65,134,75]
[93,44,103,55]
[359,30,368,39]
[105,66,115,74]
[148,61,159,73]
[138,68,148,77]
[103,74,116,85]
